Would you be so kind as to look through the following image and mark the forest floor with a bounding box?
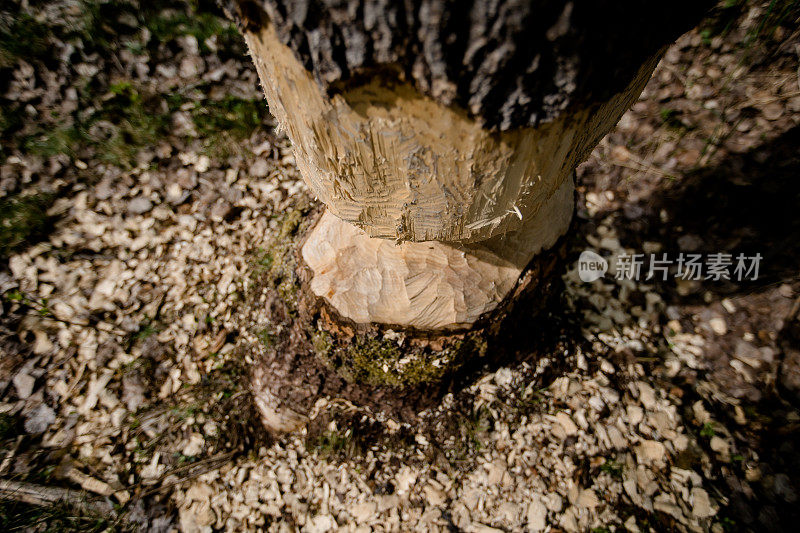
[1,0,800,531]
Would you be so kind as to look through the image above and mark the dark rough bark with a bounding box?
[223,0,713,130]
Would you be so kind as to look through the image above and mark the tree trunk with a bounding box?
[222,0,713,431]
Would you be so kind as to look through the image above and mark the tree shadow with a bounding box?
[619,126,800,532]
[633,125,800,295]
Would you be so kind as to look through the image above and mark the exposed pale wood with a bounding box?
[238,194,569,432]
[242,18,666,328]
[228,0,715,431]
[244,23,661,244]
[302,176,573,329]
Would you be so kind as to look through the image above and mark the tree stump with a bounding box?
[222,0,714,431]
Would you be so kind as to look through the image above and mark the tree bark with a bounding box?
[221,0,714,430]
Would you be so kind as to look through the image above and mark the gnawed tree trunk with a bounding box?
[223,0,713,431]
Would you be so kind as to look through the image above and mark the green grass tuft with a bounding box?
[0,500,113,532]
[0,13,52,67]
[0,193,54,259]
[0,412,17,440]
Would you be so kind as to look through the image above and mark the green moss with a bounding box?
[0,193,54,259]
[143,4,240,53]
[253,248,274,271]
[700,422,716,438]
[2,1,259,167]
[306,429,355,458]
[321,334,487,388]
[177,95,270,158]
[247,209,308,309]
[21,81,172,167]
[256,328,275,347]
[188,96,264,136]
[91,82,172,166]
[20,82,260,168]
[275,281,297,310]
[279,209,304,239]
[600,460,624,479]
[75,0,242,58]
[311,331,333,357]
[342,337,404,385]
